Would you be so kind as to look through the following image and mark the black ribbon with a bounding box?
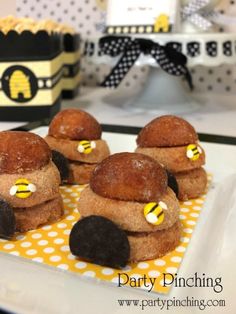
[99,36,193,90]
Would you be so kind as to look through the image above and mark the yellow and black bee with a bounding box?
[143,201,167,226]
[78,140,96,154]
[10,178,36,199]
[186,144,202,161]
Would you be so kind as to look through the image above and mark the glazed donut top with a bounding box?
[137,115,198,148]
[90,152,168,203]
[0,131,51,174]
[48,109,102,140]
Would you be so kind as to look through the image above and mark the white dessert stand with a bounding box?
[84,33,236,114]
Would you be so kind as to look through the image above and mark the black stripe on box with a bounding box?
[63,61,80,78]
[105,24,172,34]
[0,97,61,122]
[62,86,79,99]
[0,68,63,91]
[63,33,81,52]
[0,31,62,61]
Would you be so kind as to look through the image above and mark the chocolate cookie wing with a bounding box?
[52,150,70,182]
[0,198,16,239]
[69,215,130,269]
[166,170,179,197]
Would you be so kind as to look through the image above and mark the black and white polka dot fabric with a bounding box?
[99,37,140,88]
[223,41,233,56]
[83,41,95,57]
[206,41,218,57]
[151,47,183,76]
[101,42,140,88]
[181,0,213,31]
[99,36,132,57]
[166,42,182,53]
[99,36,192,89]
[187,13,212,31]
[187,42,201,57]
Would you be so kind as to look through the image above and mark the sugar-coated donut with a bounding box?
[174,167,207,201]
[0,131,51,174]
[136,115,207,201]
[136,144,205,172]
[0,131,63,236]
[78,186,179,232]
[14,196,64,232]
[0,161,61,208]
[46,109,110,185]
[128,221,181,262]
[137,115,198,148]
[45,136,110,164]
[90,152,168,203]
[48,109,102,140]
[71,153,180,264]
[67,162,97,185]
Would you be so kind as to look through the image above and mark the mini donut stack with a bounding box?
[45,109,110,184]
[0,131,63,237]
[136,115,207,201]
[70,153,181,268]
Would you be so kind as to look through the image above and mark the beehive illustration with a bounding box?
[9,70,32,100]
[0,30,63,121]
[154,14,170,33]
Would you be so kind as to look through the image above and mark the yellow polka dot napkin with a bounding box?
[0,176,211,294]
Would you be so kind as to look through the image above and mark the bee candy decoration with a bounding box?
[45,108,110,184]
[136,115,207,201]
[77,140,96,154]
[186,144,202,161]
[69,153,181,267]
[10,178,36,199]
[144,201,167,226]
[0,131,63,238]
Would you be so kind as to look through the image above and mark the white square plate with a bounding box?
[0,127,235,314]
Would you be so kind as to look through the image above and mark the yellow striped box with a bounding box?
[0,30,63,121]
[62,33,81,99]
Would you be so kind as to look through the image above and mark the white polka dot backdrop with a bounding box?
[15,0,236,93]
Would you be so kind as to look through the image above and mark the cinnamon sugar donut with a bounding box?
[0,131,51,174]
[136,115,207,201]
[15,196,63,232]
[136,145,205,173]
[48,108,102,140]
[78,186,179,232]
[45,109,110,184]
[128,221,181,262]
[90,152,167,203]
[45,136,109,164]
[174,167,207,201]
[67,162,97,185]
[137,115,198,148]
[0,131,63,236]
[71,153,181,266]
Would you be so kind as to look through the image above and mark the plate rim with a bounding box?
[11,119,236,146]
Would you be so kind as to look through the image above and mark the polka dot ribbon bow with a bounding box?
[181,0,215,31]
[99,36,193,90]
